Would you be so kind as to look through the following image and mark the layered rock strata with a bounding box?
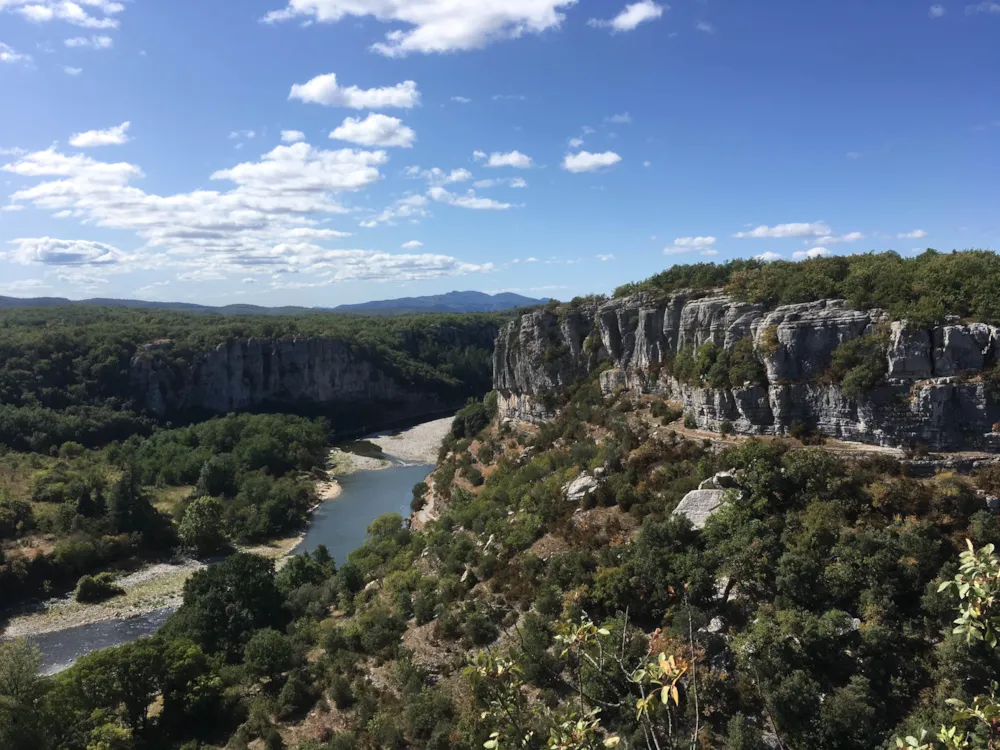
[493,293,1000,450]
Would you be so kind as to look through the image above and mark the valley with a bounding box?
[5,253,1000,749]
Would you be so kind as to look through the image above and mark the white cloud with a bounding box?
[69,121,130,147]
[284,227,353,240]
[64,65,82,75]
[330,113,415,148]
[604,112,632,124]
[229,129,256,140]
[642,160,651,167]
[484,150,534,168]
[967,2,1000,13]
[3,144,384,274]
[402,240,423,249]
[734,222,831,239]
[451,96,471,103]
[2,142,493,286]
[362,194,431,227]
[0,42,31,64]
[428,186,512,210]
[263,0,577,57]
[664,236,715,254]
[695,20,715,33]
[64,35,112,48]
[597,253,616,261]
[899,229,928,239]
[472,150,487,160]
[289,73,420,109]
[792,247,831,260]
[700,249,718,257]
[0,278,49,294]
[929,4,946,17]
[562,150,622,173]
[473,177,527,189]
[589,0,664,32]
[134,280,170,296]
[492,94,527,101]
[211,142,387,196]
[281,130,305,143]
[407,166,473,184]
[568,137,584,148]
[755,251,783,262]
[675,236,717,248]
[814,231,864,246]
[8,0,121,29]
[5,237,124,265]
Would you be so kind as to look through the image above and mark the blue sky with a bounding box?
[0,0,997,306]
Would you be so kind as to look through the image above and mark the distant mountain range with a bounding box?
[0,290,547,316]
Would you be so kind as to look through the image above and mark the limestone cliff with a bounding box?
[131,328,496,428]
[492,293,1000,450]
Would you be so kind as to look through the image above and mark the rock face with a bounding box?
[131,331,494,427]
[674,489,728,530]
[493,293,1000,450]
[563,473,601,503]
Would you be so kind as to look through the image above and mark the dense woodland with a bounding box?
[0,412,329,606]
[4,374,1000,748]
[0,306,501,453]
[614,249,1000,325]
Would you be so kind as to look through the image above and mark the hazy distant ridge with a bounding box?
[0,290,545,316]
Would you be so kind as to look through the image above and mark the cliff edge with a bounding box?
[493,292,1000,451]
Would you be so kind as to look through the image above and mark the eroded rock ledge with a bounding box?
[492,292,1000,451]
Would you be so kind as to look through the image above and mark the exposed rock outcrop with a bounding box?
[131,328,495,429]
[493,292,1000,450]
[563,472,601,503]
[674,489,729,530]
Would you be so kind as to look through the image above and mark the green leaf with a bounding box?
[938,580,953,592]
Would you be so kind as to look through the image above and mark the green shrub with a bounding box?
[243,628,295,682]
[410,481,429,513]
[719,420,734,437]
[74,572,124,603]
[829,332,888,399]
[264,728,284,750]
[683,413,697,430]
[450,396,496,440]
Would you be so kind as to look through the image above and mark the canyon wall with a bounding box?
[131,327,496,428]
[493,292,1000,450]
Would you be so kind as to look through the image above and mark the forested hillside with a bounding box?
[6,377,1000,749]
[0,306,501,452]
[615,249,1000,324]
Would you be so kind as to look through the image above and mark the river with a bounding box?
[16,421,444,675]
